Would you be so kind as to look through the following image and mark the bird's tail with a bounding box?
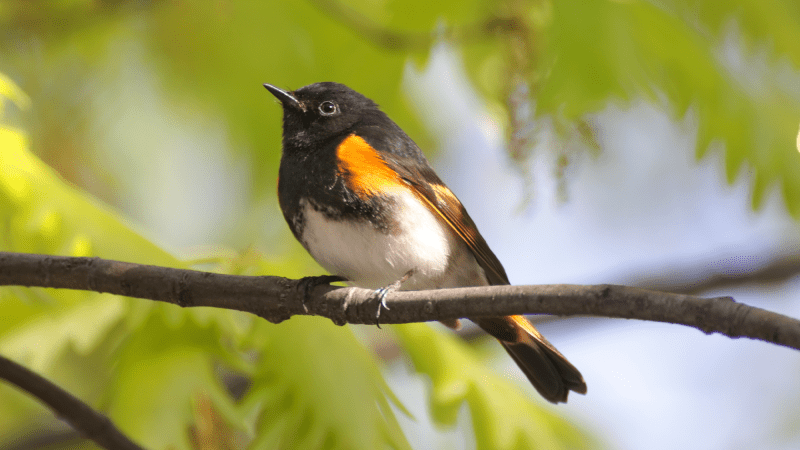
[473,315,586,403]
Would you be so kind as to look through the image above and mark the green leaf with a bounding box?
[106,307,246,450]
[659,0,800,68]
[0,80,245,448]
[536,0,800,215]
[461,0,800,216]
[0,120,178,265]
[0,72,31,113]
[0,78,183,380]
[141,1,428,197]
[394,324,597,450]
[241,317,411,450]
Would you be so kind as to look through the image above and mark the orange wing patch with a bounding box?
[412,182,509,285]
[336,134,406,198]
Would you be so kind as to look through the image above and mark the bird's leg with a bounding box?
[375,269,415,327]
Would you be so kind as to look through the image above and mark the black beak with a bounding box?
[263,83,301,110]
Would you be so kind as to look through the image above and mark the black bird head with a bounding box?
[264,82,387,150]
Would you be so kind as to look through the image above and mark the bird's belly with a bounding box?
[298,191,482,289]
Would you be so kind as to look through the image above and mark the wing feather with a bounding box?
[398,165,509,286]
[352,128,508,285]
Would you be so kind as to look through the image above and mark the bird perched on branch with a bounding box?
[264,81,586,403]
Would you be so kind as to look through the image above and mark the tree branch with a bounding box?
[2,250,800,448]
[632,251,800,295]
[309,0,523,51]
[0,354,144,450]
[0,252,798,351]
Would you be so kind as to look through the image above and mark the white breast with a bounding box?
[299,190,483,290]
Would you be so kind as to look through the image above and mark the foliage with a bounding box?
[395,324,598,449]
[1,0,799,449]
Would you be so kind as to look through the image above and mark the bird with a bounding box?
[264,81,586,403]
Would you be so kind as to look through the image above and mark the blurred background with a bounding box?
[1,1,800,449]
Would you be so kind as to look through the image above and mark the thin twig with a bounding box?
[631,251,800,295]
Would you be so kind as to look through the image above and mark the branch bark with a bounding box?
[309,0,525,51]
[2,250,800,449]
[0,354,144,450]
[0,252,798,351]
[632,250,800,295]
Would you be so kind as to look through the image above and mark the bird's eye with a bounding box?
[318,101,337,116]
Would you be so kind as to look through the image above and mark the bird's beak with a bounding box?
[263,84,302,110]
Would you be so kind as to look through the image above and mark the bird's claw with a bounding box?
[373,269,415,328]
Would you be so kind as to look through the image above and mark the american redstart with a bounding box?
[264,82,586,403]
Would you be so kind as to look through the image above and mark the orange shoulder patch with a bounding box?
[336,134,406,198]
